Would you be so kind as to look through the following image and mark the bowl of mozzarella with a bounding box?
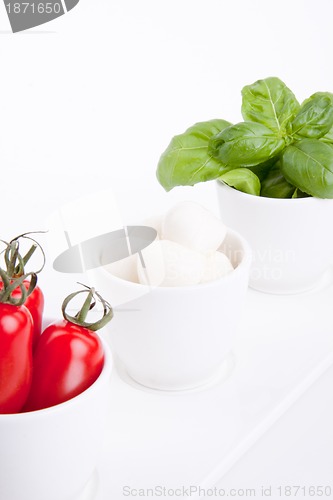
[93,201,251,391]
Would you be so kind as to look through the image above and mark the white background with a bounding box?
[0,1,332,498]
[1,0,333,233]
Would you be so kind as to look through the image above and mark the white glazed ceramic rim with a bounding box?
[217,180,332,204]
[0,337,112,421]
[99,227,252,293]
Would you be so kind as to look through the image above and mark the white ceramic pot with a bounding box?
[216,181,333,294]
[91,229,251,391]
[0,338,112,500]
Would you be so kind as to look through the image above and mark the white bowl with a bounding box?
[91,229,251,391]
[0,338,112,500]
[216,181,333,294]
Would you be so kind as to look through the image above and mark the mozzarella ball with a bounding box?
[143,214,164,238]
[104,254,139,283]
[162,201,227,253]
[201,251,234,283]
[137,239,206,287]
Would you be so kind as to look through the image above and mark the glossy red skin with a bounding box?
[0,303,33,414]
[23,320,104,412]
[24,285,44,348]
[0,281,44,349]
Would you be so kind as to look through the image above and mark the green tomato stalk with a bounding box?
[62,284,113,332]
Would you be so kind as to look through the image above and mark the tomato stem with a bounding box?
[0,269,27,305]
[5,241,22,277]
[75,288,94,323]
[9,233,46,276]
[62,286,113,331]
[16,244,37,275]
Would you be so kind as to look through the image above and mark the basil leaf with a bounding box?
[241,77,300,136]
[249,158,278,181]
[260,161,295,198]
[290,92,333,139]
[292,188,310,199]
[280,139,333,198]
[209,122,286,167]
[156,119,231,191]
[320,125,333,145]
[219,168,261,196]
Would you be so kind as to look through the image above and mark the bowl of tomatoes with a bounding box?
[0,264,113,500]
[0,335,112,500]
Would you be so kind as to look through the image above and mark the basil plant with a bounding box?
[156,77,333,198]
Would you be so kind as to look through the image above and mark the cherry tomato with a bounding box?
[0,280,44,349]
[23,286,113,413]
[0,303,33,414]
[1,233,46,349]
[25,284,44,347]
[23,320,104,412]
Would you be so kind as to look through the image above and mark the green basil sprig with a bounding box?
[320,127,333,145]
[156,77,333,198]
[289,92,333,139]
[260,161,295,199]
[209,122,286,167]
[219,168,261,196]
[241,76,300,136]
[281,140,333,198]
[156,119,231,192]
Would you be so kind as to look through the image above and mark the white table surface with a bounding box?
[2,176,333,500]
[93,276,333,500]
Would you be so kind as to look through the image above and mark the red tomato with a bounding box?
[25,285,44,347]
[23,320,104,412]
[0,303,33,414]
[0,280,44,349]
